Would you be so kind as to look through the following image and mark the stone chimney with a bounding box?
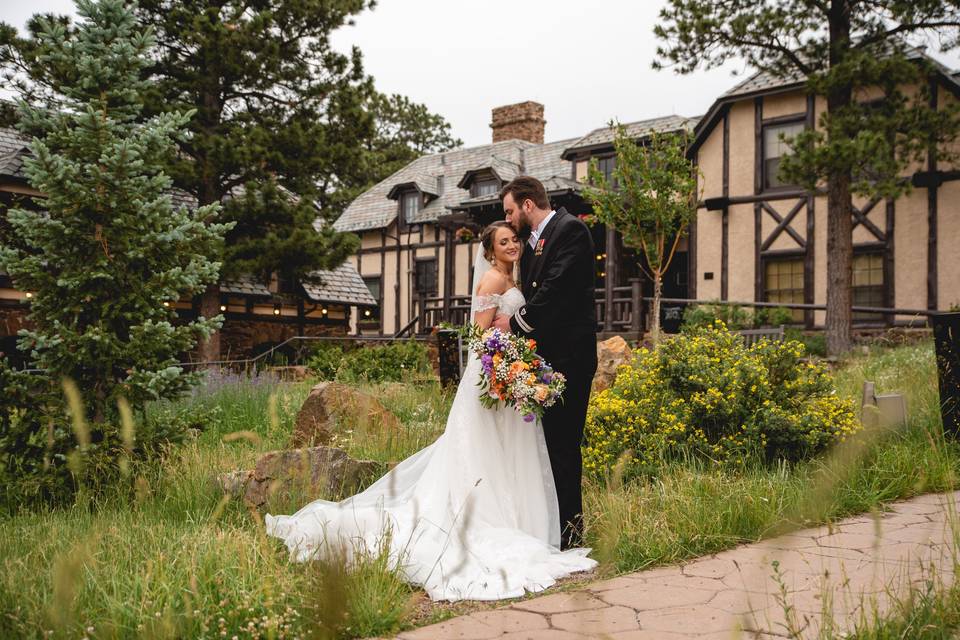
[490,101,545,144]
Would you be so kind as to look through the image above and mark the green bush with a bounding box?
[306,341,431,383]
[0,358,215,509]
[305,342,346,380]
[584,320,860,479]
[682,302,794,331]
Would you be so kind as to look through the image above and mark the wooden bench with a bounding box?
[738,325,786,347]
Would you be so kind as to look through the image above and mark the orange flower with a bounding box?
[527,339,537,350]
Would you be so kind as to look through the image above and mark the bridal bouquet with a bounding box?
[467,325,566,422]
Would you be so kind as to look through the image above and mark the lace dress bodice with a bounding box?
[473,287,525,320]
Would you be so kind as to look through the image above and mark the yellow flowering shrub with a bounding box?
[584,321,860,477]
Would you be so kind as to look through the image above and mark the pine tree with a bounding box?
[2,1,462,363]
[0,0,231,424]
[654,0,960,355]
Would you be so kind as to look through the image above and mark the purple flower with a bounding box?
[541,373,552,384]
[523,413,535,422]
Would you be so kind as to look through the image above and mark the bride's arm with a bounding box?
[472,272,507,331]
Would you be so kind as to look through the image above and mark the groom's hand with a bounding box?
[492,314,512,333]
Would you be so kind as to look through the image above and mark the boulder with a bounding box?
[217,446,380,507]
[592,336,633,393]
[292,381,400,448]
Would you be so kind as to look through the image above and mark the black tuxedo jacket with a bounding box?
[509,208,597,362]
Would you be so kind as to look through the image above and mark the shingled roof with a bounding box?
[0,127,30,179]
[302,262,377,306]
[561,115,701,159]
[333,137,578,233]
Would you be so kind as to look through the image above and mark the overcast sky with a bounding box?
[4,0,960,147]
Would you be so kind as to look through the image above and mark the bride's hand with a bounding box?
[491,314,512,333]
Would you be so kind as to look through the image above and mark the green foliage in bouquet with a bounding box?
[584,321,860,479]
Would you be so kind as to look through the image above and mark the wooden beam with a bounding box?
[753,98,762,302]
[805,93,816,330]
[884,199,896,326]
[927,76,939,310]
[722,109,731,301]
[760,201,807,248]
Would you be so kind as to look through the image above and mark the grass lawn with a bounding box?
[0,342,955,639]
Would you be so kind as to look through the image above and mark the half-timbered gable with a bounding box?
[691,48,960,328]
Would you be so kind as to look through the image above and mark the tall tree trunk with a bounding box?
[825,170,853,355]
[825,0,854,356]
[651,271,663,344]
[197,83,223,368]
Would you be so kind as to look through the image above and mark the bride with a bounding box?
[265,221,597,602]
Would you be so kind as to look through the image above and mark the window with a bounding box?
[414,259,438,295]
[762,121,805,191]
[362,275,381,324]
[763,257,804,322]
[472,178,500,198]
[596,156,616,186]
[401,190,421,223]
[852,252,885,322]
[276,273,299,295]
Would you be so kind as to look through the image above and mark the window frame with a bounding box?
[399,189,422,227]
[761,117,806,192]
[851,249,886,324]
[470,175,501,199]
[413,257,438,296]
[761,253,805,323]
[360,275,382,328]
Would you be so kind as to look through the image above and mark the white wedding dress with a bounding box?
[265,286,597,601]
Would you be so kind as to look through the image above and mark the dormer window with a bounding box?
[472,177,500,198]
[401,190,421,222]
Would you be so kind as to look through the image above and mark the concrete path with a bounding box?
[397,492,959,639]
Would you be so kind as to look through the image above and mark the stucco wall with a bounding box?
[894,189,929,319]
[698,123,723,200]
[727,203,756,301]
[938,181,960,310]
[695,208,722,299]
[762,93,806,120]
[728,101,755,197]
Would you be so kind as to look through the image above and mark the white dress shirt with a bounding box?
[527,209,557,249]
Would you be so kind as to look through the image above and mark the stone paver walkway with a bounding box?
[397,492,960,639]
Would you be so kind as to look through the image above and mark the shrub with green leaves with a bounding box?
[305,342,346,380]
[682,302,794,331]
[335,341,431,383]
[584,320,860,478]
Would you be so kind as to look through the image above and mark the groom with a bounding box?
[492,176,598,550]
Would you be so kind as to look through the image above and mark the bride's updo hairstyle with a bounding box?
[480,221,514,263]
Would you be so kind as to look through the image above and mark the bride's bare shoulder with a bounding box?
[476,269,511,296]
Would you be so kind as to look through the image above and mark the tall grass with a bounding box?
[0,343,954,638]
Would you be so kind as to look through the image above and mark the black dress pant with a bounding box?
[540,333,597,549]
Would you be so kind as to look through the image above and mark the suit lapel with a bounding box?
[520,243,533,297]
[527,208,567,289]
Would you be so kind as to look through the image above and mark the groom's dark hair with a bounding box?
[499,176,549,210]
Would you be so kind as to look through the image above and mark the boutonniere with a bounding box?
[535,238,546,256]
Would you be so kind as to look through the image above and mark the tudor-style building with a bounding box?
[0,126,375,366]
[690,47,960,329]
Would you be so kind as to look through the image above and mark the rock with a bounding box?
[592,336,633,393]
[217,469,252,497]
[218,446,380,507]
[292,381,400,448]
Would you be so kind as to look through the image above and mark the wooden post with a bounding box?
[630,278,642,337]
[604,226,616,333]
[417,291,426,334]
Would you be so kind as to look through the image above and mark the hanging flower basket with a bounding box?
[455,227,475,243]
